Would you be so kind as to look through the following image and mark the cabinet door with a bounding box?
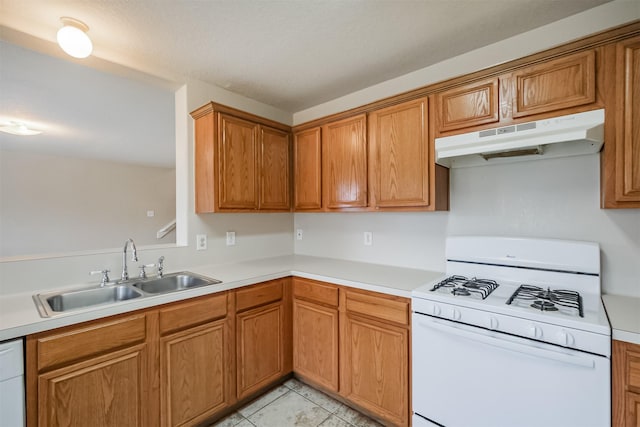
[293,299,339,392]
[294,127,322,210]
[508,50,596,119]
[341,315,409,427]
[435,78,499,133]
[38,345,147,427]
[616,36,640,203]
[369,97,430,208]
[627,392,640,427]
[322,114,368,208]
[160,320,229,427]
[218,113,259,209]
[236,302,284,399]
[260,126,291,210]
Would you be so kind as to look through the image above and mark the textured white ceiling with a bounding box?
[0,0,612,112]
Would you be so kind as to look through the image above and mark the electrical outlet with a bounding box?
[364,231,373,246]
[226,231,236,246]
[146,210,155,217]
[196,234,207,250]
[296,229,303,240]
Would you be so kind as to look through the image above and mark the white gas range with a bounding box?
[412,236,611,427]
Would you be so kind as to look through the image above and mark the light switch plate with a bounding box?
[364,231,373,246]
[296,229,303,240]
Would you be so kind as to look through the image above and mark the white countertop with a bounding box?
[603,294,640,345]
[0,254,443,342]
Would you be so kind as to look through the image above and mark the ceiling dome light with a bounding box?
[0,121,43,136]
[57,17,93,59]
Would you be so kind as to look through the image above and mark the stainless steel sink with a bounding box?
[132,272,222,294]
[34,285,143,317]
[33,271,222,317]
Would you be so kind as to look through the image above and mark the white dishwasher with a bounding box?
[0,339,25,427]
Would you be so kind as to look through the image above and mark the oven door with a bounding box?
[412,312,610,427]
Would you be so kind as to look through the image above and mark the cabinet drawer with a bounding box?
[35,313,146,371]
[345,290,409,326]
[235,279,284,312]
[159,292,227,335]
[293,278,338,307]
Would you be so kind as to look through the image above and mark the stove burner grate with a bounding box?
[507,285,583,317]
[431,275,499,299]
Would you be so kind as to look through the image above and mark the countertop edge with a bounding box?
[603,294,640,346]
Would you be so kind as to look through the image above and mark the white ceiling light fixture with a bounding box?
[0,121,43,136]
[57,17,93,59]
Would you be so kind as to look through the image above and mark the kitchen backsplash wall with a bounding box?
[294,154,640,297]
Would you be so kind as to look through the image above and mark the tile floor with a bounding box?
[211,378,383,427]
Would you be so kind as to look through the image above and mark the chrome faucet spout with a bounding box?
[121,238,138,281]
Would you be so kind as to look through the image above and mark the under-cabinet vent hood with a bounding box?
[435,109,604,168]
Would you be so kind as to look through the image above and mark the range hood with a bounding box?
[435,109,604,168]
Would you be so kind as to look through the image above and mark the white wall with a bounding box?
[0,79,295,295]
[0,150,176,257]
[295,154,640,297]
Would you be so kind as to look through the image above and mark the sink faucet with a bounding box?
[121,238,138,281]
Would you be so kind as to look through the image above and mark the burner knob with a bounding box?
[529,324,543,339]
[431,304,441,316]
[557,330,575,347]
[451,308,461,320]
[488,316,499,330]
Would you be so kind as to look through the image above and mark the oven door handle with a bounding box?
[419,317,596,369]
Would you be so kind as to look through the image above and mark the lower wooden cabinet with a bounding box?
[38,345,148,427]
[235,278,292,400]
[341,290,410,427]
[614,340,640,427]
[27,313,155,427]
[27,277,408,427]
[157,292,231,427]
[292,278,411,427]
[292,278,339,392]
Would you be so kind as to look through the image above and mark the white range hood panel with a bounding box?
[435,109,604,168]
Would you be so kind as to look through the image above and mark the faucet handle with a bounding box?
[90,269,111,286]
[138,263,155,279]
[157,256,165,277]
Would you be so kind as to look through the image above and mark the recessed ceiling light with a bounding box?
[0,121,43,136]
[57,17,93,59]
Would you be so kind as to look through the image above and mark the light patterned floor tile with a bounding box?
[284,377,305,391]
[248,390,331,427]
[334,404,383,427]
[294,383,342,413]
[210,411,246,427]
[319,415,354,427]
[238,385,290,418]
[235,420,255,427]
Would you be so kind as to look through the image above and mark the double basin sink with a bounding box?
[33,272,222,318]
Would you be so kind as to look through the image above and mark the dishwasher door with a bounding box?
[0,338,25,427]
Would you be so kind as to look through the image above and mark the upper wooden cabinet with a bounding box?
[435,50,598,136]
[506,50,596,119]
[218,114,259,210]
[260,126,291,210]
[191,103,292,213]
[322,114,368,209]
[369,97,430,208]
[293,127,322,210]
[434,78,499,133]
[602,35,640,208]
